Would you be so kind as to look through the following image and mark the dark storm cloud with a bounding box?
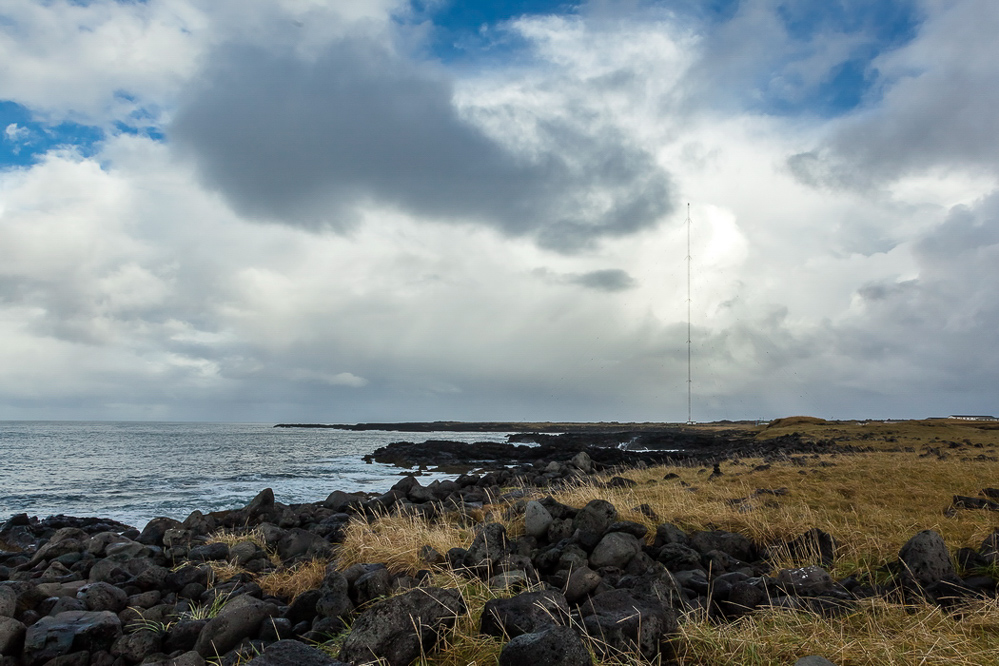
[531,267,637,291]
[567,269,636,292]
[170,38,673,251]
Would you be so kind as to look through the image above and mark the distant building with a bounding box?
[948,415,998,421]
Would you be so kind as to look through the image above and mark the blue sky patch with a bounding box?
[408,0,579,62]
[0,101,105,167]
[766,0,922,116]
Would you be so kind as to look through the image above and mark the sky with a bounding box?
[1,0,998,423]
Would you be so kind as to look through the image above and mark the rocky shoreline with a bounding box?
[1,437,997,666]
[361,429,857,473]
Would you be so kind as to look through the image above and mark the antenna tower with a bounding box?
[686,203,693,425]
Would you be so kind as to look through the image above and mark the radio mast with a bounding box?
[686,203,693,425]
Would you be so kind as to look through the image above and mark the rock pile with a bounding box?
[3,472,998,666]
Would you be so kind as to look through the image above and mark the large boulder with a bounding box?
[499,625,592,666]
[464,523,509,571]
[898,530,956,589]
[245,639,350,666]
[80,582,129,613]
[0,587,17,618]
[572,501,617,551]
[339,587,465,666]
[137,518,183,547]
[479,590,570,638]
[588,532,641,570]
[524,502,554,540]
[0,582,46,619]
[111,629,164,662]
[23,611,122,662]
[277,529,332,563]
[776,566,834,596]
[315,569,354,619]
[689,530,756,563]
[193,595,279,658]
[578,590,677,660]
[0,617,26,655]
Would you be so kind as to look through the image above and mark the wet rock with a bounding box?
[245,639,350,666]
[23,611,122,662]
[339,587,465,666]
[479,590,570,638]
[498,625,592,666]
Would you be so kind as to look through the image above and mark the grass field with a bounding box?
[234,419,999,665]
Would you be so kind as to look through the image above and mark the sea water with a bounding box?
[0,421,511,529]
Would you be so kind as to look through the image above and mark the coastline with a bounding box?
[2,420,998,665]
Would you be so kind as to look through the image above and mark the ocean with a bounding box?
[0,421,512,529]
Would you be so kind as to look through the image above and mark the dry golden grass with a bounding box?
[675,598,999,666]
[206,527,269,550]
[756,417,999,453]
[544,450,998,575]
[257,559,329,601]
[336,510,486,575]
[204,560,249,585]
[291,420,999,665]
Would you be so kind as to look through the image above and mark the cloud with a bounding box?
[4,123,30,143]
[787,0,999,189]
[534,267,637,292]
[4,1,999,424]
[170,34,673,251]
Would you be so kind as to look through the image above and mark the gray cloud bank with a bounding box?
[171,38,673,251]
[788,0,999,189]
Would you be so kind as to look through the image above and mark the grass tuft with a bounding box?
[257,559,329,601]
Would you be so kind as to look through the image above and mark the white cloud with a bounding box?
[4,123,31,144]
[1,1,998,421]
